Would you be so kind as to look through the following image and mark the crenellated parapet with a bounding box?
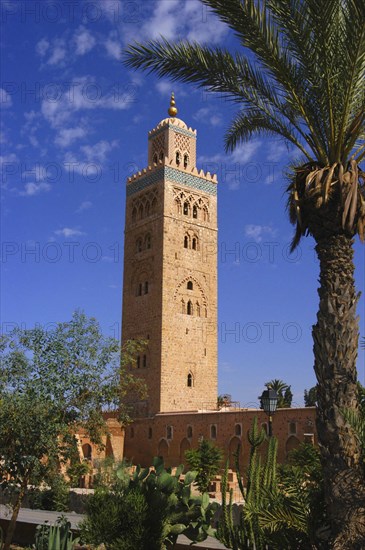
[127,160,217,197]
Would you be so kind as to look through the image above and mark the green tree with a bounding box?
[0,311,146,550]
[124,2,365,545]
[185,438,223,493]
[265,379,292,408]
[304,386,318,407]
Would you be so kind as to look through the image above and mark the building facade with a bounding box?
[121,95,317,470]
[122,94,218,416]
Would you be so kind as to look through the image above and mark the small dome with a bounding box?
[156,117,188,130]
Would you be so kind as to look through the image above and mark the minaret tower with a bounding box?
[122,94,218,416]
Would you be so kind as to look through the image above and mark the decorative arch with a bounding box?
[145,233,152,249]
[286,435,300,456]
[105,435,114,458]
[82,443,92,460]
[158,438,169,460]
[179,438,191,463]
[175,197,182,215]
[173,276,208,307]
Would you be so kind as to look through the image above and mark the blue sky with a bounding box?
[1,0,364,406]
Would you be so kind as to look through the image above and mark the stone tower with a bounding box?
[122,94,218,416]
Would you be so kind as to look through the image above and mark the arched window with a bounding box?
[175,198,182,215]
[184,154,189,168]
[137,356,140,369]
[145,234,151,249]
[183,202,189,215]
[192,237,197,250]
[136,238,143,253]
[132,207,137,223]
[235,424,242,436]
[196,302,200,317]
[151,197,157,213]
[187,301,193,315]
[193,205,198,219]
[144,281,149,294]
[148,427,153,439]
[289,422,297,435]
[203,206,209,222]
[184,235,189,248]
[153,153,158,164]
[187,281,193,290]
[143,354,147,368]
[187,373,193,387]
[82,443,92,460]
[159,150,164,161]
[187,426,193,438]
[138,283,142,296]
[167,426,173,440]
[176,151,181,166]
[210,425,217,439]
[139,204,144,220]
[145,202,150,217]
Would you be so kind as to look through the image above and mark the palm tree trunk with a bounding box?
[313,234,365,549]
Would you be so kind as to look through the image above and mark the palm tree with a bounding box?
[123,1,365,547]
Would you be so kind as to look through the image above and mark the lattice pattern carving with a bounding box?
[152,134,165,158]
[174,132,191,154]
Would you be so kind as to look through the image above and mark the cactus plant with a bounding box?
[81,456,218,549]
[216,417,277,550]
[34,516,80,550]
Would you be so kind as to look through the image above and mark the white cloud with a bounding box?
[55,227,86,238]
[63,140,118,176]
[74,26,96,56]
[266,142,288,162]
[135,0,228,44]
[229,141,262,164]
[0,153,18,169]
[0,88,13,108]
[54,126,87,147]
[36,38,50,57]
[244,224,276,243]
[76,200,93,213]
[104,37,121,60]
[41,77,134,129]
[194,107,222,127]
[80,139,118,163]
[19,182,51,196]
[47,39,66,66]
[198,141,262,190]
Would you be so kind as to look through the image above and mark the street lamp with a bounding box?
[259,387,278,436]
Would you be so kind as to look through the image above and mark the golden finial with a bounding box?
[168,92,178,117]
